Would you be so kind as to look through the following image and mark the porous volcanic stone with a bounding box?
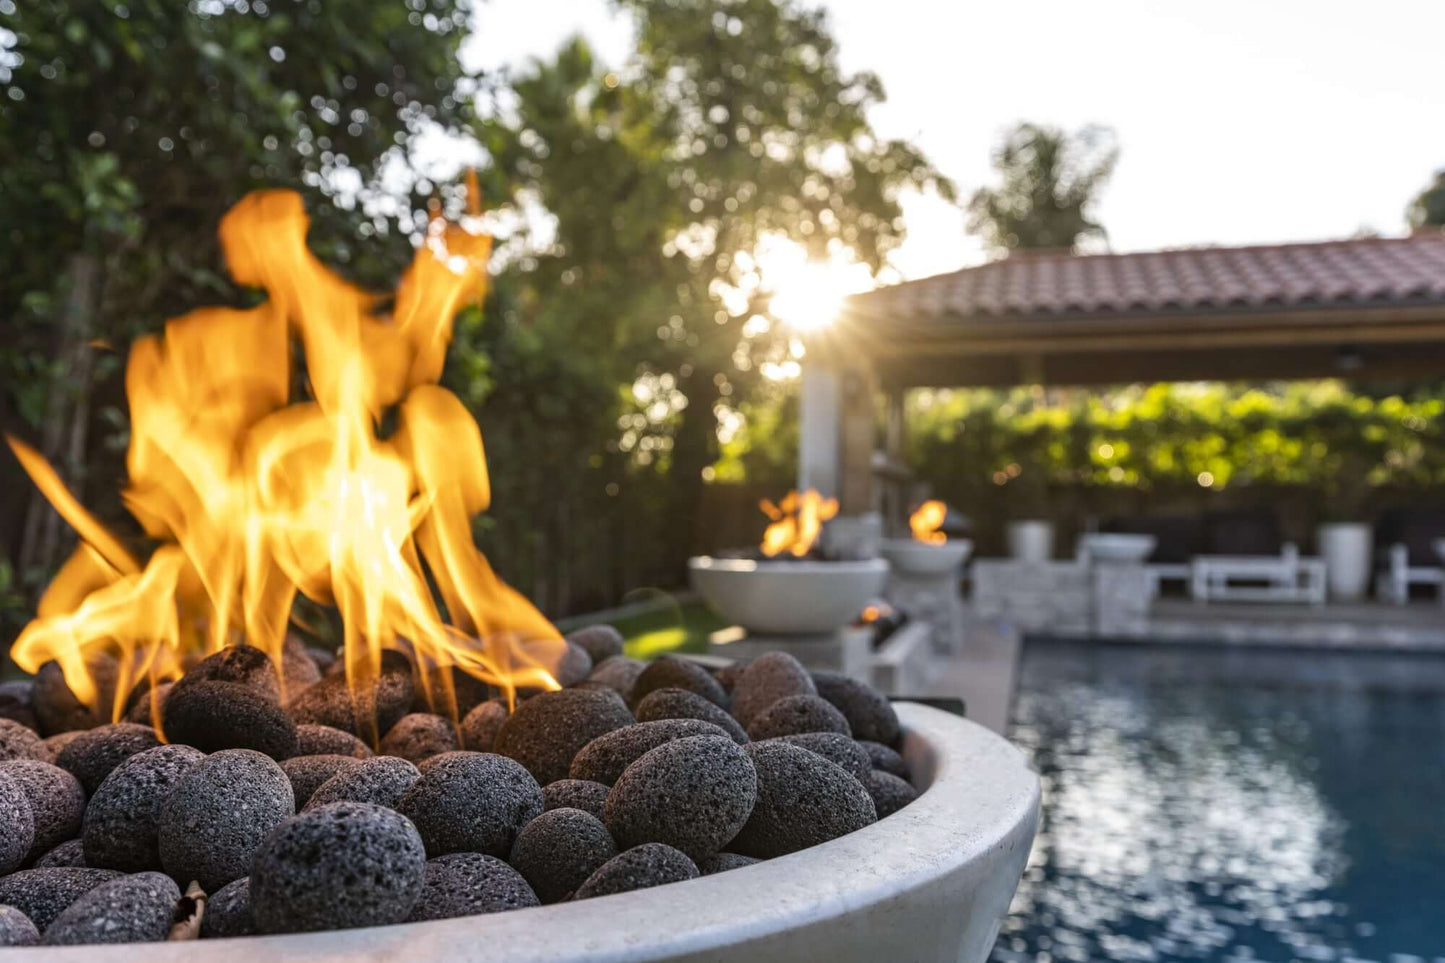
[158,749,294,892]
[551,642,595,688]
[493,688,634,786]
[410,665,494,720]
[33,840,86,868]
[173,645,280,703]
[280,755,363,809]
[294,724,372,759]
[812,671,902,747]
[0,680,37,731]
[251,801,426,934]
[862,769,918,818]
[459,699,508,752]
[281,634,323,695]
[284,649,414,739]
[41,731,84,763]
[0,868,123,932]
[712,660,750,693]
[769,732,871,780]
[83,744,205,873]
[509,807,617,904]
[745,694,852,741]
[42,871,180,946]
[859,740,909,779]
[604,735,756,862]
[201,876,253,939]
[730,651,816,728]
[163,680,298,760]
[55,723,162,795]
[414,750,471,774]
[586,657,646,701]
[378,713,458,763]
[406,852,539,922]
[32,658,119,736]
[0,771,34,875]
[566,625,625,665]
[0,718,47,763]
[570,719,728,786]
[635,687,749,744]
[304,646,337,674]
[698,852,760,875]
[572,843,698,900]
[123,683,172,728]
[731,741,876,859]
[396,752,542,858]
[302,756,419,812]
[0,760,85,860]
[542,779,610,821]
[630,656,729,710]
[0,904,39,946]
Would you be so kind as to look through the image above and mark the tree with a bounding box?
[967,122,1117,255]
[1407,170,1445,230]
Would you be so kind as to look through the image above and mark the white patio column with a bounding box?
[798,362,841,497]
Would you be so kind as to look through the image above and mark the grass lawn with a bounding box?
[587,598,727,660]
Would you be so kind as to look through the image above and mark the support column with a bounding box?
[798,364,841,497]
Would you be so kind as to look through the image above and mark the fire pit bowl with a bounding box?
[688,556,889,635]
[36,703,1037,963]
[878,538,973,576]
[1079,532,1157,564]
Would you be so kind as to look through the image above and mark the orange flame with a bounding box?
[758,489,838,558]
[909,500,947,545]
[7,189,562,736]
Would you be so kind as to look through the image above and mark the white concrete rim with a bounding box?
[688,556,889,574]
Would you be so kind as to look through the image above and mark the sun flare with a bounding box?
[757,238,872,333]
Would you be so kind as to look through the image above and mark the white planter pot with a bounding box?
[1006,520,1054,563]
[878,538,973,575]
[689,556,890,635]
[1079,533,1157,565]
[1317,522,1373,601]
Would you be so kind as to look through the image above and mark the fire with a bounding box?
[909,500,948,545]
[758,489,838,558]
[6,188,563,739]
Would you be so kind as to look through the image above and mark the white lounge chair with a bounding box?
[1190,543,1326,605]
[1376,541,1445,605]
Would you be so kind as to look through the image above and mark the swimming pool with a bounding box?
[993,641,1445,963]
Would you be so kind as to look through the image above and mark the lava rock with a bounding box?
[409,663,495,719]
[730,741,876,859]
[0,868,123,932]
[698,852,760,875]
[571,719,729,786]
[0,680,37,731]
[566,625,625,665]
[0,771,35,875]
[173,645,280,703]
[406,852,539,921]
[745,694,851,741]
[378,713,458,763]
[459,699,509,752]
[551,642,595,688]
[0,760,85,860]
[41,731,84,763]
[33,840,86,868]
[635,687,749,744]
[859,741,909,779]
[0,718,47,763]
[281,634,323,695]
[302,756,420,812]
[251,801,426,934]
[730,652,817,729]
[605,735,756,861]
[304,646,337,674]
[54,723,162,795]
[201,876,253,939]
[493,688,634,785]
[712,660,750,693]
[32,658,120,736]
[123,683,172,728]
[294,724,372,759]
[397,752,542,858]
[158,749,294,892]
[0,904,39,946]
[42,871,180,945]
[414,750,472,774]
[862,770,918,818]
[541,779,610,821]
[586,656,647,701]
[630,656,729,710]
[82,744,205,873]
[284,649,414,739]
[769,732,871,780]
[811,671,902,747]
[280,755,363,809]
[162,680,298,760]
[509,807,617,904]
[572,843,698,900]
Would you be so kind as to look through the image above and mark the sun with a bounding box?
[756,238,873,333]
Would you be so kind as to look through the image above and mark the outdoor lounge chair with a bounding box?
[1186,511,1325,604]
[1374,508,1445,604]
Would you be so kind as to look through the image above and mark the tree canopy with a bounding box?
[1407,169,1445,230]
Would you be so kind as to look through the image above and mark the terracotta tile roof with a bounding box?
[845,233,1445,323]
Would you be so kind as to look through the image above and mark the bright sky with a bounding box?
[465,0,1445,283]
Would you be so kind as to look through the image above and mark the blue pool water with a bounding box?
[993,641,1445,963]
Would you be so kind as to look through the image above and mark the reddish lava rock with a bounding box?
[171,645,280,702]
[508,807,617,904]
[572,843,698,900]
[634,687,749,744]
[379,713,458,763]
[32,659,120,736]
[285,650,414,739]
[459,699,509,752]
[493,688,634,786]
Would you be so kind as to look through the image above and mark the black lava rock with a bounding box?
[731,741,876,859]
[397,752,542,858]
[712,660,750,693]
[859,740,909,779]
[414,750,471,774]
[0,868,123,932]
[541,779,610,821]
[493,688,634,785]
[0,770,34,876]
[769,732,871,780]
[509,807,617,904]
[158,749,294,892]
[82,744,205,873]
[571,719,729,786]
[32,658,119,736]
[281,634,323,696]
[459,699,509,752]
[201,876,253,939]
[285,650,414,740]
[630,656,729,710]
[0,718,47,763]
[173,645,280,703]
[572,843,698,900]
[280,755,363,810]
[566,625,625,665]
[0,680,37,731]
[294,724,372,759]
[745,694,852,741]
[604,735,756,862]
[862,769,918,818]
[0,760,85,860]
[551,642,595,688]
[41,731,84,763]
[409,662,495,720]
[586,657,647,701]
[811,671,902,747]
[123,683,172,728]
[302,756,420,812]
[0,904,39,946]
[33,840,86,868]
[698,852,760,875]
[163,680,298,760]
[378,713,458,763]
[635,687,750,744]
[42,871,180,946]
[251,801,426,934]
[55,723,162,795]
[406,852,539,922]
[730,652,816,728]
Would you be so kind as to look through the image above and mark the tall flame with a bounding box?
[909,500,947,545]
[7,189,562,735]
[758,489,838,558]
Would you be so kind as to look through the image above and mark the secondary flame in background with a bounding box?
[759,489,839,558]
[909,500,948,545]
[6,188,563,739]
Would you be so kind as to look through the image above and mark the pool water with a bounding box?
[994,641,1445,963]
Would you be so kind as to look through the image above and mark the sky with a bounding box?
[464,0,1445,283]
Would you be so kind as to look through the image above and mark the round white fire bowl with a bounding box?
[688,556,889,635]
[44,703,1038,963]
[1079,532,1157,564]
[878,537,973,575]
